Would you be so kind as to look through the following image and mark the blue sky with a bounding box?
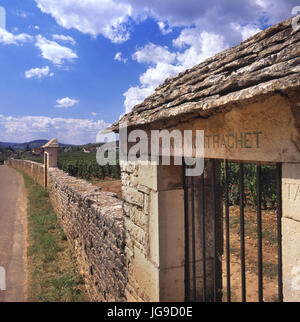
[0,0,298,144]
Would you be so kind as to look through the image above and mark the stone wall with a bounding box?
[121,160,190,302]
[5,159,127,302]
[282,163,300,302]
[5,159,45,186]
[121,161,154,301]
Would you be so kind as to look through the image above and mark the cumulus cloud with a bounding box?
[35,0,132,43]
[32,0,298,114]
[157,21,173,35]
[35,35,78,65]
[25,66,54,79]
[114,52,127,63]
[52,34,76,46]
[174,30,229,68]
[123,32,228,112]
[0,114,110,145]
[55,97,79,108]
[123,62,185,113]
[34,0,297,43]
[132,43,176,65]
[123,86,155,114]
[0,28,33,45]
[231,23,262,41]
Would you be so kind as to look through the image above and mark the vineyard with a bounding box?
[29,151,121,180]
[28,153,277,209]
[220,162,277,209]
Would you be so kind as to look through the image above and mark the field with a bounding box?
[29,151,121,181]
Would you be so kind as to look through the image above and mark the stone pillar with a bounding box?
[282,163,300,302]
[121,160,160,302]
[42,138,59,168]
[121,159,222,302]
[42,138,59,188]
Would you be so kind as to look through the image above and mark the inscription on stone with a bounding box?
[204,131,263,149]
[286,183,300,201]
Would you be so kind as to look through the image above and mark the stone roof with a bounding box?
[42,138,59,148]
[110,17,300,132]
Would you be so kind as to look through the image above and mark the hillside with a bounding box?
[0,140,73,151]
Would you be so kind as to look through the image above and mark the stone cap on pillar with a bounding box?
[42,138,59,149]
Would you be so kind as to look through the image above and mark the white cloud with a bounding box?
[35,0,132,43]
[114,52,127,63]
[132,43,176,65]
[0,28,33,45]
[25,66,54,79]
[52,34,76,46]
[123,62,185,113]
[157,21,173,35]
[91,112,97,116]
[55,97,79,108]
[35,35,78,65]
[0,114,110,145]
[123,86,155,114]
[231,23,262,41]
[123,43,185,112]
[32,0,297,115]
[174,30,229,68]
[123,32,228,112]
[139,62,184,86]
[34,0,296,44]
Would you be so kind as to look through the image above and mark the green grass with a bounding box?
[20,170,89,302]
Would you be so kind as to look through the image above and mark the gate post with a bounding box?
[42,138,59,188]
[121,158,223,302]
[282,163,300,302]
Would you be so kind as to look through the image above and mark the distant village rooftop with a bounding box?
[110,17,300,132]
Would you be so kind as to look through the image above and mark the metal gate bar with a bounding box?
[183,159,283,302]
[256,165,263,302]
[224,160,231,302]
[211,159,218,302]
[200,172,207,301]
[276,163,283,302]
[191,176,196,301]
[183,160,190,302]
[239,162,246,302]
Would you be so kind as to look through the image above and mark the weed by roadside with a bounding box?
[21,170,89,302]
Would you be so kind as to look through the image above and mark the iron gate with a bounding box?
[182,159,283,302]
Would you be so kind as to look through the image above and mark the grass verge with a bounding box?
[21,170,88,302]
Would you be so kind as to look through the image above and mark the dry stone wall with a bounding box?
[5,159,127,302]
[120,161,158,302]
[5,159,45,186]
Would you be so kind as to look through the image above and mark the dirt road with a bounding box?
[0,165,27,302]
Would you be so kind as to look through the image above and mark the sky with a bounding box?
[0,0,298,144]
